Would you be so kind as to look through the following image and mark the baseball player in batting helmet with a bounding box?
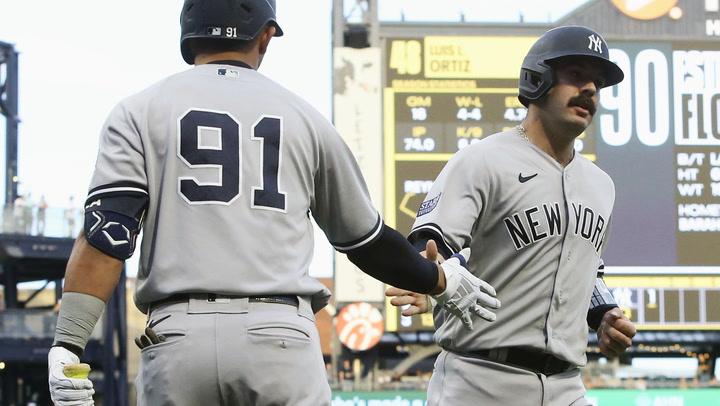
[387,25,637,405]
[47,1,499,405]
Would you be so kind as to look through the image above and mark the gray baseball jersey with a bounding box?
[411,127,614,367]
[87,63,381,313]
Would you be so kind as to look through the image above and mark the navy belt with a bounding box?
[458,347,573,376]
[154,293,299,308]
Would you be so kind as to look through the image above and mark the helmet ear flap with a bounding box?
[527,71,543,88]
[518,69,536,108]
[518,63,554,107]
[521,70,543,91]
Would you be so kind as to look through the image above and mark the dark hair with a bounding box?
[186,37,257,57]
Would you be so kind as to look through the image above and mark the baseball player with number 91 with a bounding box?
[386,26,637,406]
[46,1,499,405]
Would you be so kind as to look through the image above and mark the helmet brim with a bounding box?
[271,21,284,37]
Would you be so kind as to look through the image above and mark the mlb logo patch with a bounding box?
[417,193,441,217]
[217,68,241,78]
[208,27,222,36]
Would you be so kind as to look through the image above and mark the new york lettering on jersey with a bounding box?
[503,201,608,252]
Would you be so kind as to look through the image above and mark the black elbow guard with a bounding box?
[84,190,148,260]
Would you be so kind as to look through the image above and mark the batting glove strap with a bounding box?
[48,346,95,405]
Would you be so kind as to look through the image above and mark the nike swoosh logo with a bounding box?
[518,173,538,183]
[148,314,171,329]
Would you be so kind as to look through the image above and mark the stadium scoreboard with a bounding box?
[384,36,536,235]
[382,32,720,332]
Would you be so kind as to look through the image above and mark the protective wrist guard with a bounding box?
[53,292,106,355]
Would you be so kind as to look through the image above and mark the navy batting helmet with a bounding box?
[180,0,284,65]
[518,26,624,107]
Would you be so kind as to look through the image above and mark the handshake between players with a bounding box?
[386,240,500,330]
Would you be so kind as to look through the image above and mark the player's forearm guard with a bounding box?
[587,275,618,330]
[53,292,106,356]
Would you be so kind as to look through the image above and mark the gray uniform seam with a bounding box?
[469,151,491,242]
[543,168,571,347]
[439,352,449,405]
[214,313,226,405]
[538,372,547,406]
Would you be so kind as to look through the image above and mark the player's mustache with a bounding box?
[568,95,596,116]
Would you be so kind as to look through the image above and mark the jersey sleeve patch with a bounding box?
[417,193,442,217]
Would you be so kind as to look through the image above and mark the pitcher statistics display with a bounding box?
[46,1,499,405]
[387,26,637,406]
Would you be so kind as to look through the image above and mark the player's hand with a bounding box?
[134,326,166,350]
[433,248,501,330]
[386,287,431,316]
[385,240,442,316]
[48,346,95,406]
[597,307,636,357]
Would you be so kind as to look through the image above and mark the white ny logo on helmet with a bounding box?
[587,34,603,53]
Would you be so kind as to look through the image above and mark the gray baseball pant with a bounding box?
[135,295,330,406]
[427,350,591,406]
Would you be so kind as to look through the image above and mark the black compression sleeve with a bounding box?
[346,225,439,294]
[587,304,619,331]
[411,237,429,253]
[408,229,455,259]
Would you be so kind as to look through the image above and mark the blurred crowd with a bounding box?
[3,194,81,238]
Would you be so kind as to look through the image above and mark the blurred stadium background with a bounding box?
[2,0,720,405]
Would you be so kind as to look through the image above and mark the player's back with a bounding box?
[91,63,342,311]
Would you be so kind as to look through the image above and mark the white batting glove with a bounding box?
[48,346,95,406]
[433,249,501,330]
